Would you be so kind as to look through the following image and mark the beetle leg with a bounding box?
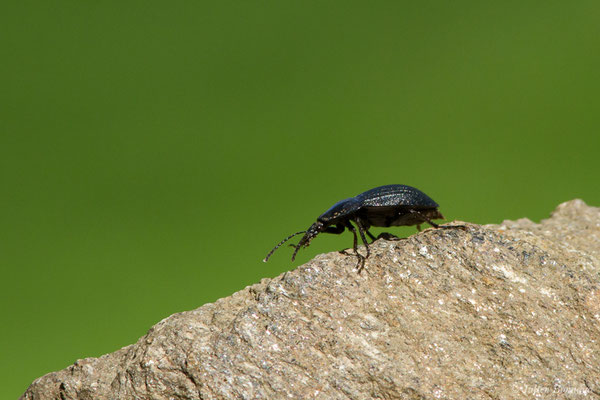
[331,224,352,255]
[377,232,401,241]
[324,224,345,235]
[355,219,370,258]
[408,209,440,228]
[322,224,348,254]
[343,221,365,267]
[354,219,371,273]
[425,218,440,228]
[366,229,377,242]
[344,222,359,254]
[409,209,466,230]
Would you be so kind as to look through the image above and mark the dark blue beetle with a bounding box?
[264,184,449,271]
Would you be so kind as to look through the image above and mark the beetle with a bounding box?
[263,184,456,272]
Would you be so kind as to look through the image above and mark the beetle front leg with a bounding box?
[340,222,358,255]
[354,219,370,258]
[320,224,352,255]
[324,224,345,235]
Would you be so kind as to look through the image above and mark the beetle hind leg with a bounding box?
[409,209,466,231]
[377,232,401,241]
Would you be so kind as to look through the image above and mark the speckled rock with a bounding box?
[21,200,600,400]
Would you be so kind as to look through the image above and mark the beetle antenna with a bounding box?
[291,240,303,262]
[263,231,306,262]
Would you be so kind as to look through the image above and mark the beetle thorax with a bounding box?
[318,197,360,224]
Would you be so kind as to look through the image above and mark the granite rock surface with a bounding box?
[21,200,600,399]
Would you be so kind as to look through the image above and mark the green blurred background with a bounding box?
[2,1,599,397]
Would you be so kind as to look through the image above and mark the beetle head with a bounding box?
[263,221,327,263]
[291,221,325,261]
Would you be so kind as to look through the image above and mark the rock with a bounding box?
[21,200,600,399]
